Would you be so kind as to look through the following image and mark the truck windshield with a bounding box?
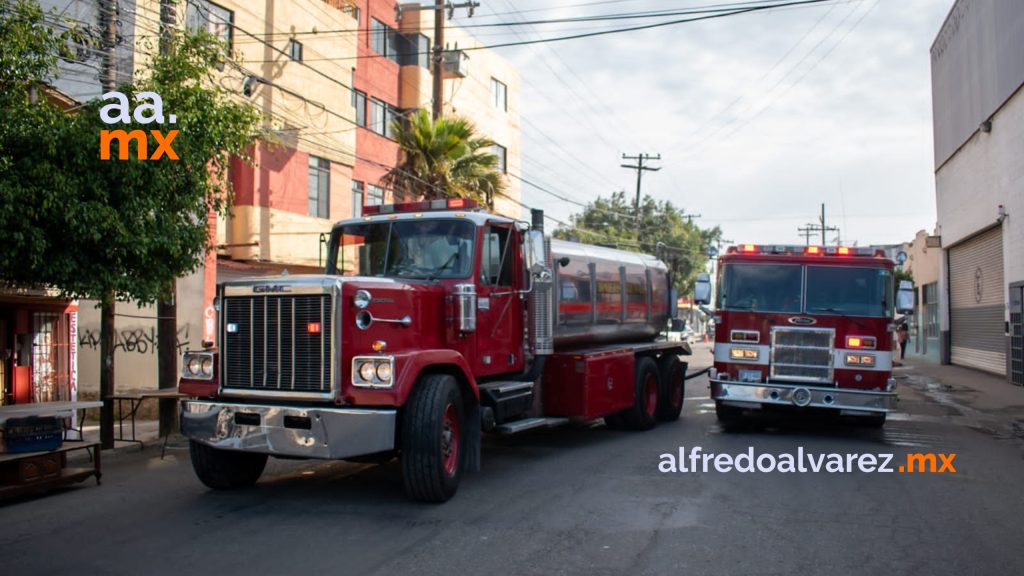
[718,263,802,313]
[333,219,476,279]
[806,265,893,318]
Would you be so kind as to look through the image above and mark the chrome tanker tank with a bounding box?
[550,239,672,347]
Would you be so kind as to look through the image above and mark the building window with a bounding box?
[186,1,234,50]
[396,33,430,68]
[370,18,400,62]
[491,78,507,111]
[367,184,385,206]
[490,144,507,173]
[352,180,364,217]
[308,156,330,218]
[369,98,387,135]
[352,88,368,126]
[923,282,939,339]
[288,39,303,62]
[384,106,401,139]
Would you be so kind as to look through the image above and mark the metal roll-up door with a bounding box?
[948,225,1005,374]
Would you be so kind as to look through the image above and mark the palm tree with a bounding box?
[380,109,504,209]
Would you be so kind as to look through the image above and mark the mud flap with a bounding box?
[465,401,481,473]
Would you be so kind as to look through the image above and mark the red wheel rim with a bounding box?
[442,403,460,476]
[644,372,658,417]
[671,367,683,408]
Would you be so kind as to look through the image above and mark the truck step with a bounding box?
[495,417,570,435]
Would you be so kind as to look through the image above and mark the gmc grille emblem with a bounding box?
[253,285,290,293]
[788,316,816,325]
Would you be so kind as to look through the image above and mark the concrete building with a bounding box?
[899,229,942,363]
[930,0,1024,383]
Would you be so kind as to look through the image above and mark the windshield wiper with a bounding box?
[809,307,870,329]
[427,252,459,281]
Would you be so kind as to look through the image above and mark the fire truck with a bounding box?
[694,244,914,428]
[178,199,690,501]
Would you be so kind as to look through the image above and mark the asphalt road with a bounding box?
[4,345,1024,576]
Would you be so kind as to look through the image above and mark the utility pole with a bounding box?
[431,0,444,119]
[796,204,838,246]
[99,0,118,450]
[157,0,178,438]
[397,2,479,120]
[620,153,661,238]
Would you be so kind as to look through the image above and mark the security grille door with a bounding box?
[948,226,1005,375]
[1010,285,1023,386]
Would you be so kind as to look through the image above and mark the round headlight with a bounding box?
[375,362,392,382]
[354,290,372,309]
[200,356,214,377]
[359,361,377,382]
[187,356,202,376]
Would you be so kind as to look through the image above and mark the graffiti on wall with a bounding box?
[78,325,192,355]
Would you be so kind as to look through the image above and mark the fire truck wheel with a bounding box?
[655,356,686,422]
[715,402,744,431]
[620,357,660,431]
[401,373,464,503]
[189,441,268,490]
[860,412,887,428]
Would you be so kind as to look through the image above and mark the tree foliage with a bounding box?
[381,109,504,208]
[554,191,722,294]
[0,0,261,304]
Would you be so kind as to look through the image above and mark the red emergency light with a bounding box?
[741,244,757,253]
[806,246,822,255]
[362,198,479,215]
[307,322,321,334]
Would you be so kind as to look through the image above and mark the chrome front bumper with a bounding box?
[180,400,396,459]
[709,379,897,413]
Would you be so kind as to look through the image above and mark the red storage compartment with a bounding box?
[543,348,635,420]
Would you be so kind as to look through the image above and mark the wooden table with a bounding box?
[0,443,101,500]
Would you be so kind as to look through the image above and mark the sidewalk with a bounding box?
[899,356,1024,433]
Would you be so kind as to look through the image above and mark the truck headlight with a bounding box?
[845,354,875,367]
[352,356,395,388]
[729,347,760,361]
[359,361,376,382]
[181,351,216,381]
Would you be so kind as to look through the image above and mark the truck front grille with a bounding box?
[770,327,834,384]
[222,294,333,394]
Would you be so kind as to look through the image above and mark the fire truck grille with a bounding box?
[770,328,834,384]
[222,294,333,394]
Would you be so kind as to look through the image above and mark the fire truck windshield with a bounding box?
[718,263,894,318]
[333,219,476,279]
[806,265,893,318]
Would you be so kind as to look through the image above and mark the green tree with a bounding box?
[381,109,504,208]
[554,191,721,294]
[1,2,260,301]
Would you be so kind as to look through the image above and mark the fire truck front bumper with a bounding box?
[710,378,898,414]
[180,400,396,460]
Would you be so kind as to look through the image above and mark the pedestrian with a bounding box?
[897,321,909,360]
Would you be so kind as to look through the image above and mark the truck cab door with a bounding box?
[475,223,525,377]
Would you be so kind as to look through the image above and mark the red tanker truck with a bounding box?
[178,199,690,501]
[695,243,915,428]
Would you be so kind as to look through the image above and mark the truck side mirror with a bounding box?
[526,230,548,276]
[694,272,712,305]
[896,280,914,315]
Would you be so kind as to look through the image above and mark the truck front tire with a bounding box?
[656,356,686,422]
[189,440,268,490]
[401,373,464,503]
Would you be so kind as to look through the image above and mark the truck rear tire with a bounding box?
[620,357,660,431]
[401,373,464,503]
[189,441,267,490]
[656,356,686,422]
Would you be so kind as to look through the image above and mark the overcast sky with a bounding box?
[456,0,954,248]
